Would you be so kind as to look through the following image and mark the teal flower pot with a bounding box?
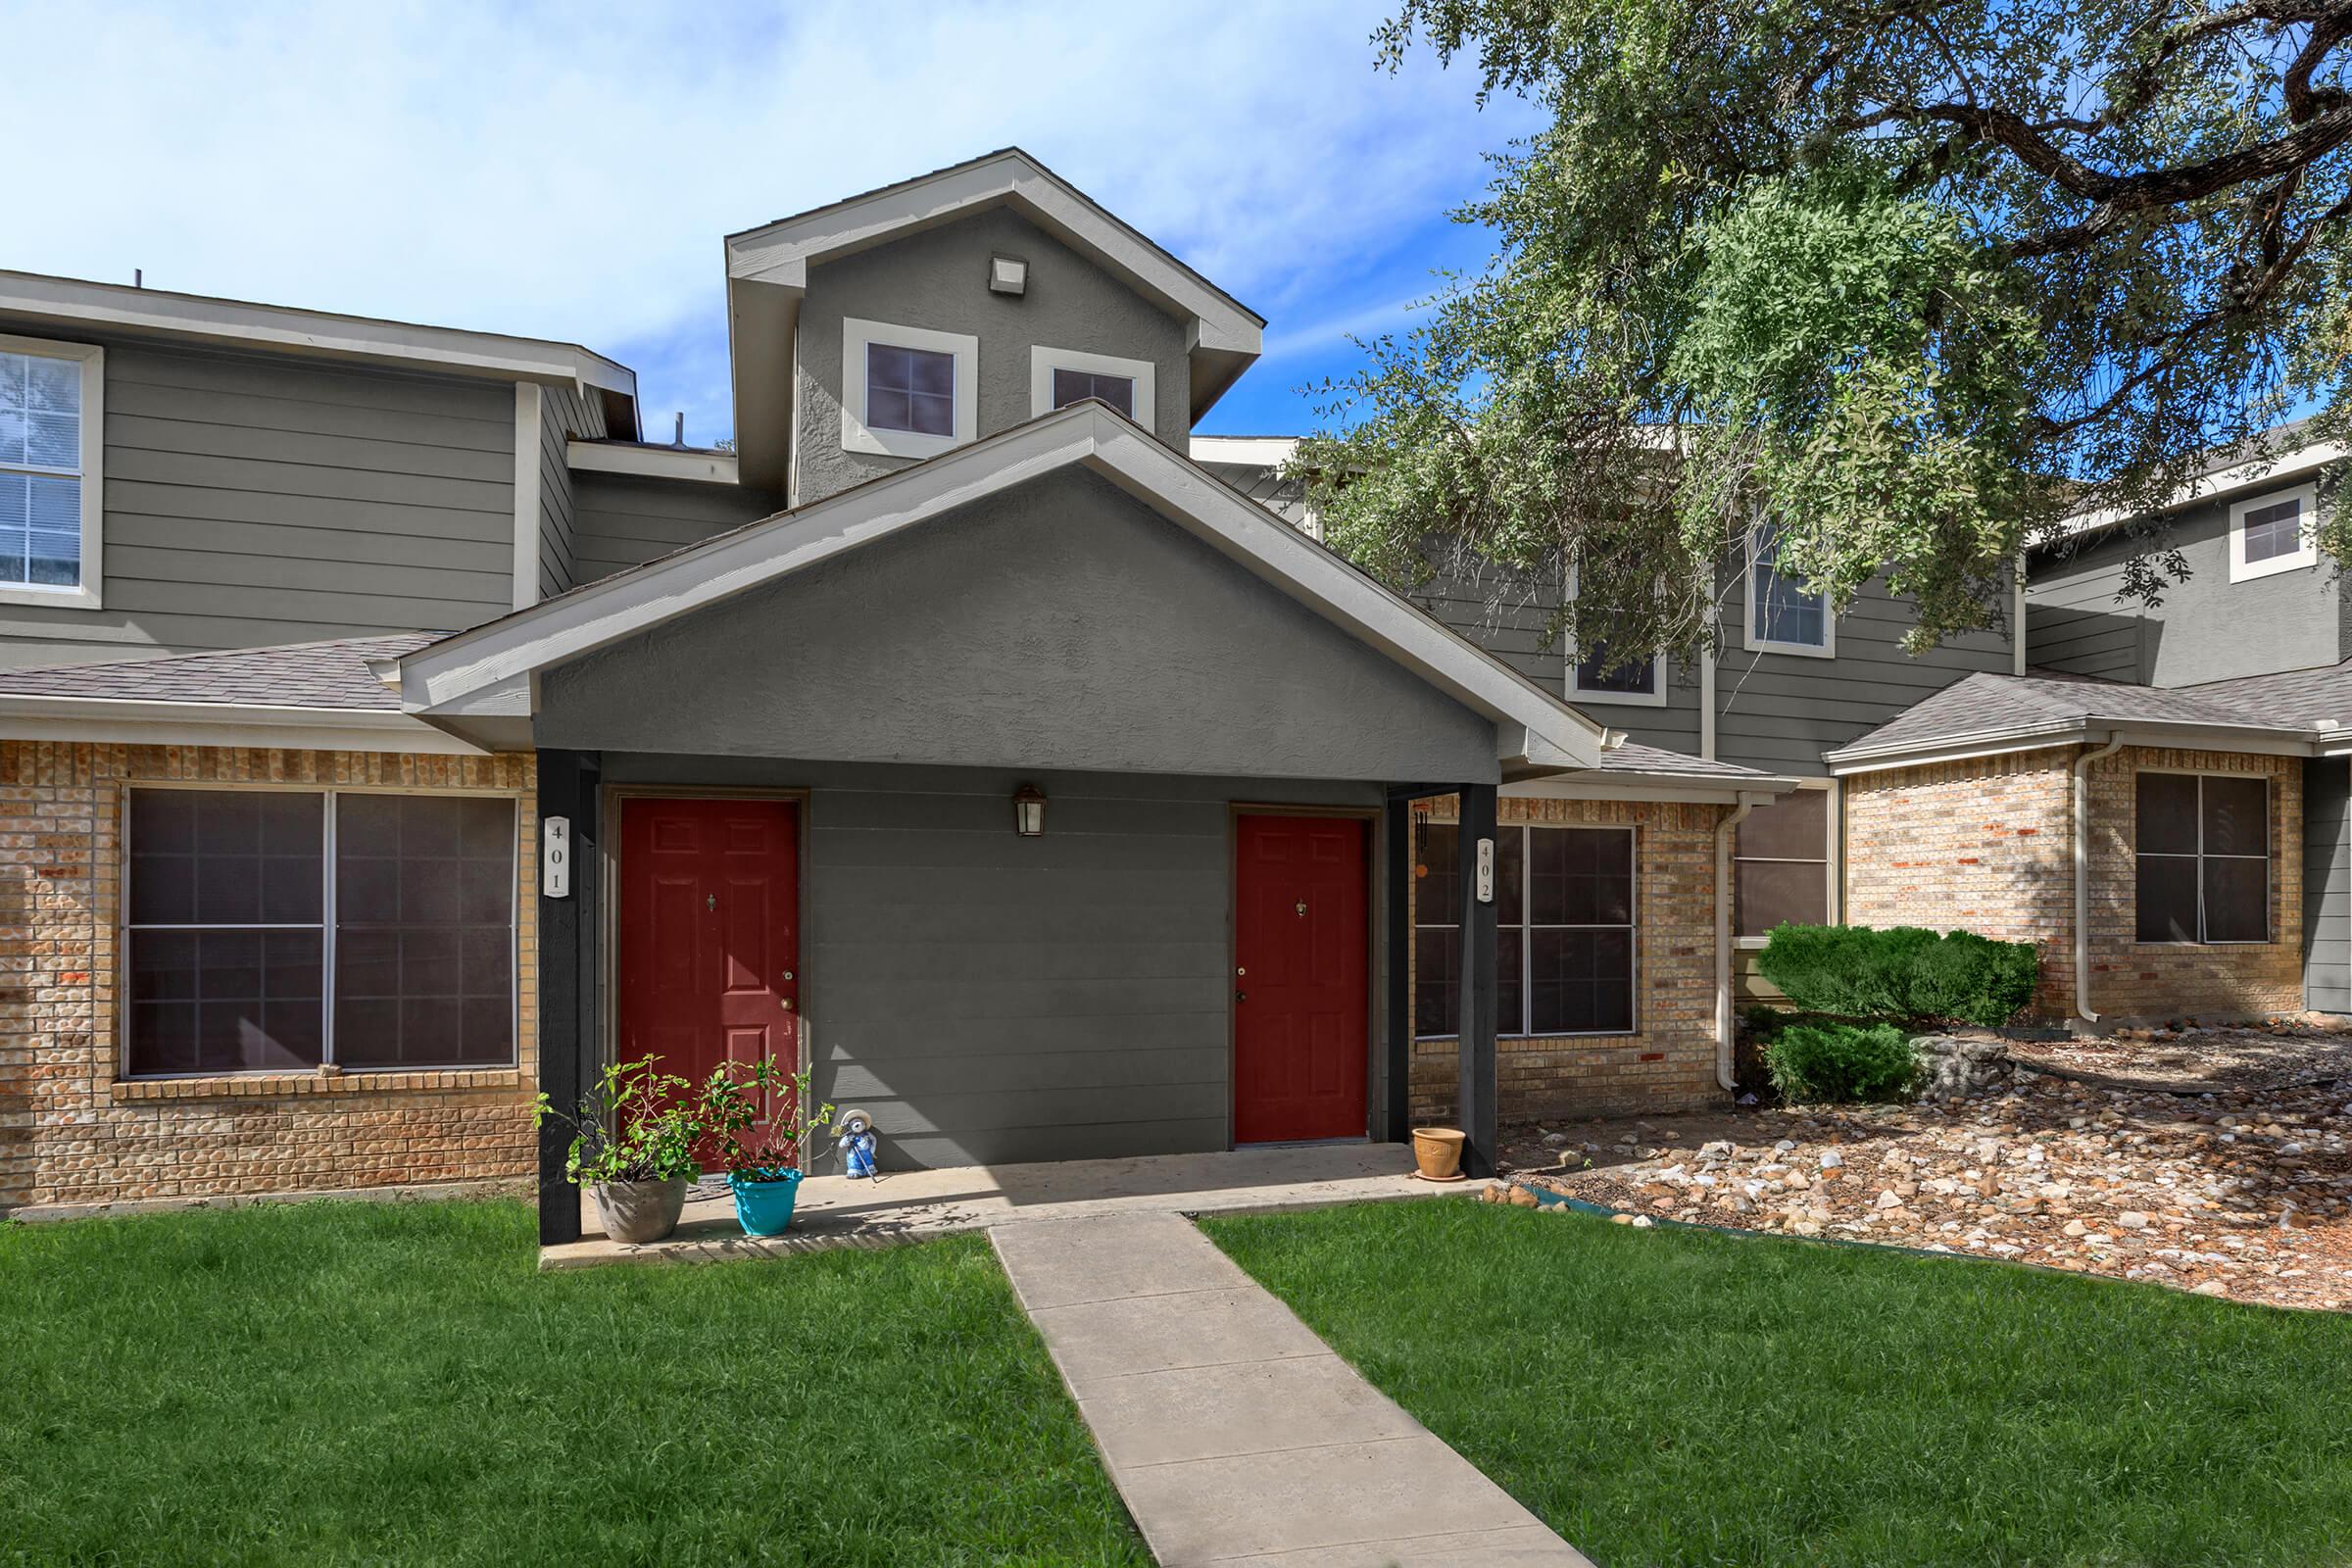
[727,1167,804,1236]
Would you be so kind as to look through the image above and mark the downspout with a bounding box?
[1714,791,1763,1092]
[2072,733,2124,1027]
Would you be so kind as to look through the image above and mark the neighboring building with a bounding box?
[0,150,1790,1226]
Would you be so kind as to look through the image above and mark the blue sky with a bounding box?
[0,1,1538,442]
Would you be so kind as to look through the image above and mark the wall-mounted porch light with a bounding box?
[1012,782,1047,837]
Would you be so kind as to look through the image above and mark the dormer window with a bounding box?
[2229,484,2318,582]
[1032,347,1155,433]
[841,318,977,459]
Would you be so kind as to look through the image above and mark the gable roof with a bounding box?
[397,401,1610,775]
[722,149,1263,489]
[1824,668,2330,772]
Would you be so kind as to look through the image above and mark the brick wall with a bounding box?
[0,742,539,1211]
[1843,743,2303,1022]
[1410,794,1729,1123]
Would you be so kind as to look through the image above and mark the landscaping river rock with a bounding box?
[1505,1032,2352,1312]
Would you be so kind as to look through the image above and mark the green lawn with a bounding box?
[1204,1200,2352,1568]
[0,1200,1145,1568]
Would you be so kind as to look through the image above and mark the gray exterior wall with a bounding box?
[2028,490,2345,686]
[569,471,782,586]
[598,755,1387,1168]
[0,332,517,669]
[535,384,610,600]
[2306,756,2350,1012]
[793,207,1191,506]
[540,467,1500,783]
[1403,548,2012,778]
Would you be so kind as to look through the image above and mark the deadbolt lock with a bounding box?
[781,969,794,981]
[1235,966,1246,977]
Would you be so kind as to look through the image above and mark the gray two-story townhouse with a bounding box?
[1,150,1802,1234]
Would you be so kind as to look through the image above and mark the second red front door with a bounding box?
[1233,812,1370,1144]
[617,797,801,1153]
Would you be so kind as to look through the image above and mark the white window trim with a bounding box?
[1743,526,1835,658]
[2228,483,2319,583]
[0,331,104,611]
[2132,767,2274,947]
[118,783,523,1078]
[1029,345,1155,433]
[1562,564,1667,707]
[840,318,977,460]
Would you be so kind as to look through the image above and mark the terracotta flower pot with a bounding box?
[591,1176,689,1244]
[1411,1126,1466,1180]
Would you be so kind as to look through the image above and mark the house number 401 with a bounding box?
[543,816,571,899]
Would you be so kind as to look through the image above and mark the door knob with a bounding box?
[782,999,794,1011]
[1235,989,1248,1003]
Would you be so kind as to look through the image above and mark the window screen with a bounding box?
[1051,368,1135,418]
[1413,820,1635,1037]
[2239,498,2303,565]
[124,789,515,1076]
[865,342,956,436]
[0,346,85,589]
[2135,772,2270,944]
[333,795,516,1068]
[1751,522,1828,647]
[1733,789,1830,937]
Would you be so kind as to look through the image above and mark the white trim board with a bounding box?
[0,268,635,398]
[512,384,543,612]
[398,401,1609,771]
[0,694,488,756]
[565,440,740,486]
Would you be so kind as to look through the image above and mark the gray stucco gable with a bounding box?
[537,466,1500,782]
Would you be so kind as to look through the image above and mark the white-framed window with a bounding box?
[1732,784,1836,944]
[0,333,103,610]
[122,786,520,1077]
[2228,484,2319,582]
[1030,345,1155,431]
[841,318,978,460]
[1744,520,1834,657]
[1412,820,1637,1038]
[2133,770,2271,945]
[1562,564,1667,706]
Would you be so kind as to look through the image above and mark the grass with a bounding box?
[1203,1200,2352,1568]
[0,1200,1146,1568]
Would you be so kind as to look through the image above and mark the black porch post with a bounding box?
[1455,780,1499,1179]
[1382,792,1414,1143]
[535,748,601,1246]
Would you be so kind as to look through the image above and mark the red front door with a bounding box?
[1233,813,1370,1144]
[617,798,801,1158]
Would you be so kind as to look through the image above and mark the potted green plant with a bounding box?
[533,1055,701,1244]
[697,1054,836,1238]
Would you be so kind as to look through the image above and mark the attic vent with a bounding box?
[988,254,1028,297]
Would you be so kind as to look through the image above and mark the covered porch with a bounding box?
[392,405,1629,1247]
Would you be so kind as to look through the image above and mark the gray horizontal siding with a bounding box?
[535,383,609,601]
[2306,757,2349,1012]
[570,471,781,585]
[2025,602,2146,681]
[0,335,518,668]
[597,756,1389,1169]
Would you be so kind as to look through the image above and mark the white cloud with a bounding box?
[0,0,1533,436]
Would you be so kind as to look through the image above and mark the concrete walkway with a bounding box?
[991,1211,1592,1567]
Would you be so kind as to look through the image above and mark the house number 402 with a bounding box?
[1474,836,1494,904]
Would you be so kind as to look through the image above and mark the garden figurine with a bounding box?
[837,1108,879,1180]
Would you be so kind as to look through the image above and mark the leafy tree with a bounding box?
[1297,1,2352,661]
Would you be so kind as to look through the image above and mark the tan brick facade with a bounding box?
[1410,794,1730,1123]
[1844,743,2302,1023]
[0,742,539,1211]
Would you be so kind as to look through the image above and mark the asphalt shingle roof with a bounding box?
[1592,740,1781,781]
[1832,664,2351,760]
[0,634,434,710]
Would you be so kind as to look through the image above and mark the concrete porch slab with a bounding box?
[539,1142,1459,1270]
